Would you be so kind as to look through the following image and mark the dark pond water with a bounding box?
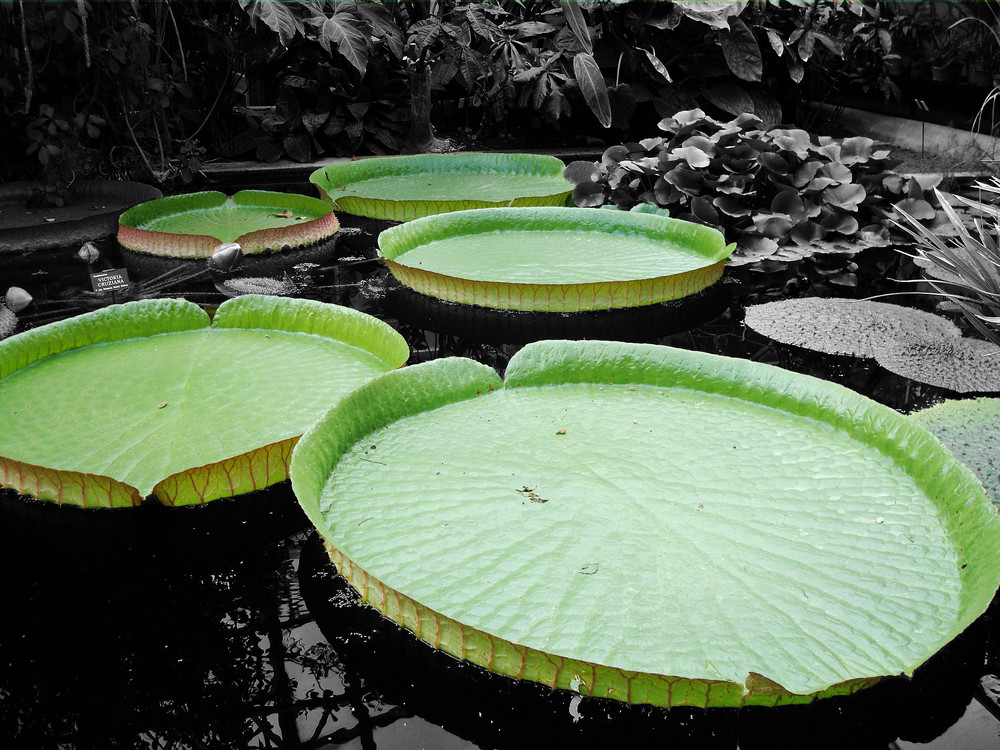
[1,222,999,750]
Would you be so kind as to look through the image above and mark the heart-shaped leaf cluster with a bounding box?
[566,109,937,267]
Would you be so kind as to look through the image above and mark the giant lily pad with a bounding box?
[378,207,731,312]
[291,340,1000,708]
[0,296,408,507]
[309,153,573,222]
[118,191,339,258]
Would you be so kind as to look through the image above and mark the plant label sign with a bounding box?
[90,268,130,293]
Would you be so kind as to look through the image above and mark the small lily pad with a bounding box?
[118,191,339,258]
[309,153,573,222]
[291,340,1000,708]
[0,296,407,507]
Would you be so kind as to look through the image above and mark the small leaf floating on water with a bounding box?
[77,241,100,264]
[4,287,32,313]
[158,402,167,409]
[209,242,244,272]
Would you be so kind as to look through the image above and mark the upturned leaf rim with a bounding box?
[377,206,731,311]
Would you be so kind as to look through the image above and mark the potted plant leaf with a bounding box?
[929,26,965,83]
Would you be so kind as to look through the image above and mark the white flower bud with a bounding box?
[210,242,243,272]
[4,287,32,313]
[77,242,100,264]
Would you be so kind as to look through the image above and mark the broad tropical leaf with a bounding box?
[674,0,747,29]
[572,52,612,128]
[311,9,370,76]
[239,0,302,47]
[720,16,762,82]
[356,2,404,58]
[560,0,592,53]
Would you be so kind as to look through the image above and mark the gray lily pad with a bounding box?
[879,337,1000,394]
[743,298,961,358]
[746,297,1000,393]
[911,398,1000,504]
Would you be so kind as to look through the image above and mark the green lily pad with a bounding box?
[378,207,732,312]
[291,340,1000,708]
[0,296,407,508]
[309,153,573,222]
[911,398,1000,505]
[118,190,339,257]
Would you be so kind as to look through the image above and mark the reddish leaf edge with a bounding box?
[118,211,340,258]
[0,437,296,508]
[0,454,142,509]
[117,190,340,257]
[153,436,298,506]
